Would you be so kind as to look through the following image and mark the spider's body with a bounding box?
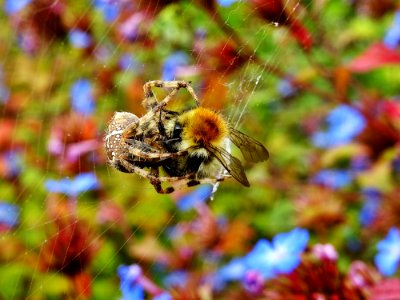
[104,80,269,193]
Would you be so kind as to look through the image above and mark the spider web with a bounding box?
[0,0,314,298]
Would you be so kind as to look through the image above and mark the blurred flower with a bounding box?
[48,113,100,172]
[70,79,95,115]
[348,42,400,72]
[0,201,19,229]
[153,292,172,300]
[277,77,297,98]
[218,0,239,6]
[118,12,149,42]
[311,169,353,189]
[375,227,400,276]
[242,270,264,294]
[312,243,338,261]
[177,185,213,211]
[214,257,248,289]
[45,172,99,197]
[118,264,145,300]
[163,270,188,288]
[245,228,309,279]
[0,66,10,104]
[93,0,121,22]
[162,52,189,81]
[312,104,366,148]
[4,0,32,15]
[68,29,92,49]
[0,151,23,179]
[119,53,140,72]
[40,218,99,276]
[384,11,400,49]
[250,0,313,49]
[347,261,381,289]
[350,155,370,172]
[359,188,381,226]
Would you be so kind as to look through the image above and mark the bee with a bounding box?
[104,80,269,194]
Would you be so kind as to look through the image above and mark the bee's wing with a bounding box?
[206,144,250,187]
[229,127,269,163]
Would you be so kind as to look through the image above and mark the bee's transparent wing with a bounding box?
[229,127,269,163]
[206,144,250,187]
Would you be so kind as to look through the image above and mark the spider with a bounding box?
[104,80,269,194]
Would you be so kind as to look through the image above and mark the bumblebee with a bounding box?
[104,80,269,194]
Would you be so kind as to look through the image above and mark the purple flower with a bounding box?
[384,11,400,49]
[162,52,189,81]
[45,172,99,197]
[68,30,92,49]
[359,188,381,226]
[218,0,239,7]
[0,202,19,228]
[153,292,172,300]
[119,12,147,42]
[242,270,264,294]
[245,228,309,279]
[214,257,248,289]
[4,0,32,15]
[312,105,366,148]
[118,264,144,300]
[70,79,95,115]
[375,227,400,276]
[93,0,121,22]
[277,77,297,98]
[2,151,22,178]
[177,185,213,211]
[311,244,338,261]
[119,54,140,72]
[0,66,9,104]
[163,270,188,288]
[311,169,353,189]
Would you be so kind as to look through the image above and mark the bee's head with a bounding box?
[178,107,229,149]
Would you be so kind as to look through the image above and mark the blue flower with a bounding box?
[163,270,188,288]
[312,105,366,148]
[45,172,99,197]
[0,66,9,104]
[118,264,144,300]
[0,202,19,228]
[70,79,95,115]
[3,151,22,178]
[177,185,213,211]
[245,228,309,279]
[384,11,400,49]
[277,77,297,98]
[153,292,172,300]
[359,188,381,226]
[217,0,239,6]
[214,257,248,288]
[4,0,32,15]
[93,0,120,22]
[311,169,353,189]
[162,52,189,81]
[374,227,400,276]
[68,30,92,49]
[119,54,140,72]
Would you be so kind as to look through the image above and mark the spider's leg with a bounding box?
[119,155,193,182]
[144,80,200,110]
[125,139,188,161]
[149,167,175,194]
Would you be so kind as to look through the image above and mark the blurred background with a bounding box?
[1,0,400,299]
